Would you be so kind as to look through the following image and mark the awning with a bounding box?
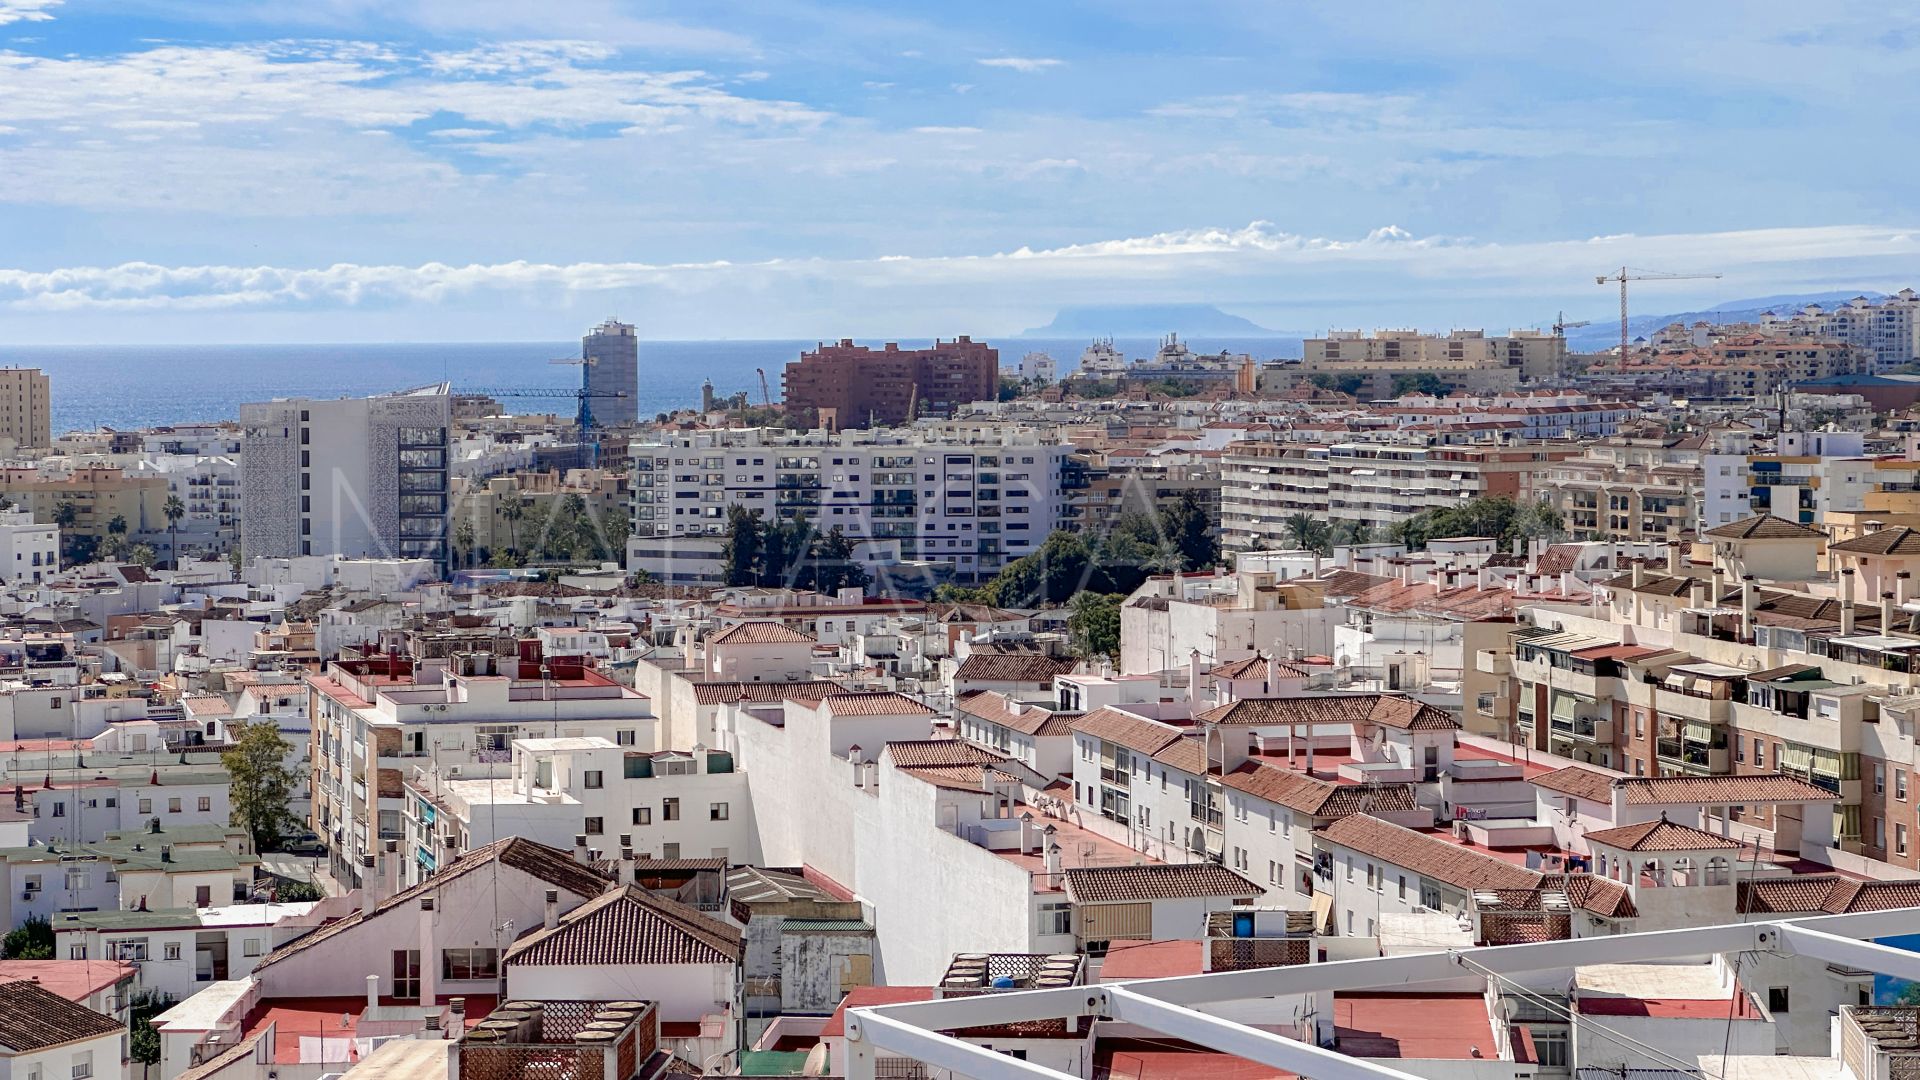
[1683,721,1716,743]
[1550,693,1579,722]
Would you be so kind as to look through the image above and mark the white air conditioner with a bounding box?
[1454,821,1472,840]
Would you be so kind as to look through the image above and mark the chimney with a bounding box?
[1667,543,1682,575]
[384,838,401,899]
[573,834,589,865]
[1885,591,1898,635]
[1188,648,1203,699]
[1900,571,1913,609]
[621,847,635,877]
[543,889,559,931]
[1842,568,1857,635]
[1740,575,1757,642]
[1631,562,1644,589]
[1690,575,1709,611]
[1042,825,1061,876]
[1266,653,1279,695]
[366,973,379,1010]
[361,854,380,915]
[418,897,437,1006]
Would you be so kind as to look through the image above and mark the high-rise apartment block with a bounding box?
[239,385,452,567]
[782,337,998,429]
[1761,289,1920,371]
[0,368,52,449]
[1299,328,1569,394]
[582,318,640,427]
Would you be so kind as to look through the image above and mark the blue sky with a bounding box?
[2,1,1920,342]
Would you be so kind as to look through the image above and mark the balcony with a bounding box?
[1475,651,1511,677]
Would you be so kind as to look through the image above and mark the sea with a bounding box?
[0,336,1303,435]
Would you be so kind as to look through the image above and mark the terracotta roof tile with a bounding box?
[1320,814,1541,892]
[883,741,1006,768]
[1219,762,1415,817]
[1193,694,1457,732]
[1535,544,1583,576]
[504,884,741,966]
[954,652,1079,684]
[1151,737,1206,775]
[1702,514,1825,541]
[0,975,141,1050]
[1070,708,1184,757]
[691,680,846,706]
[956,691,1078,737]
[1064,863,1259,903]
[1581,818,1739,851]
[1619,774,1838,805]
[1209,656,1311,680]
[709,620,816,646]
[1831,527,1920,555]
[1530,766,1619,803]
[821,691,936,717]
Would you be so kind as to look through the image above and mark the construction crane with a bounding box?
[1596,267,1722,359]
[755,368,773,408]
[468,387,626,469]
[1551,311,1591,338]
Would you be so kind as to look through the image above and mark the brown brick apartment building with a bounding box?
[782,337,998,429]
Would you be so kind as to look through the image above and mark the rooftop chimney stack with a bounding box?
[573,834,589,865]
[418,897,437,1007]
[1900,570,1913,610]
[1886,591,1899,635]
[1741,575,1758,642]
[1631,563,1644,589]
[544,889,559,930]
[366,973,379,1010]
[1842,568,1857,636]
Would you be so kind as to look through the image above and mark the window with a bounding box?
[1036,902,1072,935]
[195,886,211,906]
[1768,987,1790,1014]
[1754,739,1765,769]
[663,798,680,821]
[71,1053,91,1080]
[615,730,637,746]
[67,944,86,960]
[1345,858,1354,882]
[584,817,604,835]
[632,807,651,826]
[1900,771,1910,801]
[1420,882,1443,909]
[661,842,680,859]
[1268,861,1280,886]
[243,938,263,957]
[168,798,182,813]
[442,948,499,981]
[583,770,604,790]
[1876,765,1886,795]
[164,942,181,961]
[1900,824,1911,858]
[139,798,152,814]
[710,802,729,821]
[1398,875,1407,900]
[198,796,211,812]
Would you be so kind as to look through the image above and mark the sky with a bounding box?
[3,1,1920,343]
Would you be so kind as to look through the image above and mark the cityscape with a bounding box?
[7,6,1920,1080]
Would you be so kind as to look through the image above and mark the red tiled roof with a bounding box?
[1320,815,1541,892]
[821,986,935,1037]
[709,620,816,646]
[956,691,1078,737]
[953,652,1079,684]
[883,741,1005,768]
[1739,875,1920,914]
[1220,762,1416,818]
[1529,766,1618,803]
[1581,818,1739,852]
[822,691,937,717]
[691,680,845,705]
[1831,527,1920,555]
[0,960,135,1003]
[502,884,741,966]
[1064,863,1259,903]
[1071,707,1184,757]
[1619,774,1838,804]
[1702,514,1824,540]
[0,979,122,1050]
[1152,737,1206,776]
[1210,656,1311,680]
[1194,694,1457,732]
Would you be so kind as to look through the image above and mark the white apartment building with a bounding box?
[140,452,239,560]
[631,428,1072,580]
[239,385,452,568]
[1761,289,1920,371]
[307,651,657,890]
[1703,430,1920,527]
[401,738,757,882]
[0,508,57,585]
[52,901,318,999]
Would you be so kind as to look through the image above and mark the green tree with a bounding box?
[1161,489,1220,570]
[163,494,185,568]
[103,513,129,560]
[127,543,157,569]
[128,990,173,1068]
[222,722,298,854]
[1308,373,1367,397]
[806,526,870,594]
[452,516,475,569]
[981,531,1098,607]
[2,914,52,959]
[721,506,766,586]
[1282,512,1332,555]
[53,501,78,565]
[275,879,325,902]
[499,495,527,556]
[1387,496,1565,552]
[998,375,1023,402]
[1068,592,1124,661]
[1389,372,1451,397]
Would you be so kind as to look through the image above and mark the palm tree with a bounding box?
[163,495,185,568]
[453,517,475,569]
[499,496,526,556]
[1282,513,1331,555]
[105,514,128,560]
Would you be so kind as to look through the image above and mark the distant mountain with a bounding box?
[1019,303,1294,338]
[1563,291,1889,352]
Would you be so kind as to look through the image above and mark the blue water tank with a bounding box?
[992,975,1016,989]
[1233,912,1255,938]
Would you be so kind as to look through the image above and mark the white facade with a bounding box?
[631,428,1071,580]
[0,510,56,586]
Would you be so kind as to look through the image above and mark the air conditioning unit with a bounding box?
[1454,821,1472,841]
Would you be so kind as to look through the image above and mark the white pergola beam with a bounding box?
[1105,986,1433,1080]
[846,1008,1082,1080]
[1776,923,1920,982]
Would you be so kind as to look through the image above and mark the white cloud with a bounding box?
[3,222,1913,314]
[0,0,59,26]
[911,125,980,134]
[977,57,1063,72]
